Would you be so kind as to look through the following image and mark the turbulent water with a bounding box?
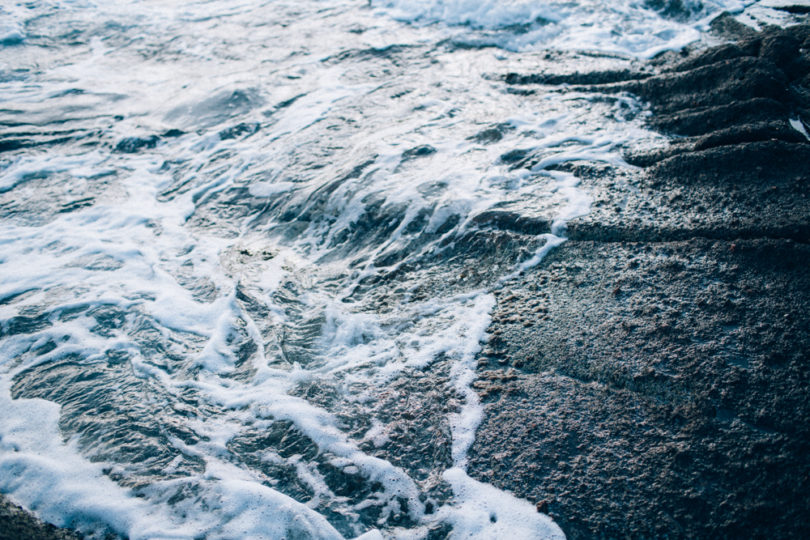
[0,1,792,538]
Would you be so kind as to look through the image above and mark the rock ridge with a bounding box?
[469,22,810,540]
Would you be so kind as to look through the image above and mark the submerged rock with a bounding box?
[114,135,159,153]
[401,144,437,160]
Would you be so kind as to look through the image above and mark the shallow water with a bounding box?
[0,0,786,538]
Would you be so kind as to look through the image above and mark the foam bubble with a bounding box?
[441,468,565,540]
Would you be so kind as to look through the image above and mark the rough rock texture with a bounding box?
[0,495,81,540]
[470,23,810,539]
[471,240,810,538]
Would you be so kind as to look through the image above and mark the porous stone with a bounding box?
[475,22,810,539]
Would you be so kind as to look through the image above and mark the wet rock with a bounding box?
[707,12,760,41]
[470,123,515,144]
[505,25,810,140]
[773,5,810,14]
[114,135,159,153]
[0,495,82,540]
[471,239,810,539]
[644,0,705,20]
[401,144,437,160]
[646,139,809,186]
[475,23,810,539]
[471,210,550,236]
[504,69,647,86]
[295,366,457,491]
[627,54,792,118]
[499,148,531,165]
[218,122,260,140]
[643,97,788,137]
[631,27,810,142]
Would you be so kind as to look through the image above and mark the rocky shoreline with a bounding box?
[469,21,810,539]
[2,17,809,540]
[0,495,80,540]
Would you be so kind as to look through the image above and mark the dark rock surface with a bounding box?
[471,240,810,539]
[114,135,159,153]
[0,495,81,540]
[470,23,810,540]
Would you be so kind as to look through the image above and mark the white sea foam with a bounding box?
[248,181,297,198]
[0,6,25,47]
[790,117,810,142]
[441,468,565,540]
[0,381,346,540]
[372,0,754,57]
[734,0,810,29]
[0,24,24,46]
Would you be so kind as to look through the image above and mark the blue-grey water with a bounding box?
[0,1,787,538]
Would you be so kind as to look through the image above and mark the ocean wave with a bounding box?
[371,0,754,57]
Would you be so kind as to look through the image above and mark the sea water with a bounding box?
[0,1,787,538]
